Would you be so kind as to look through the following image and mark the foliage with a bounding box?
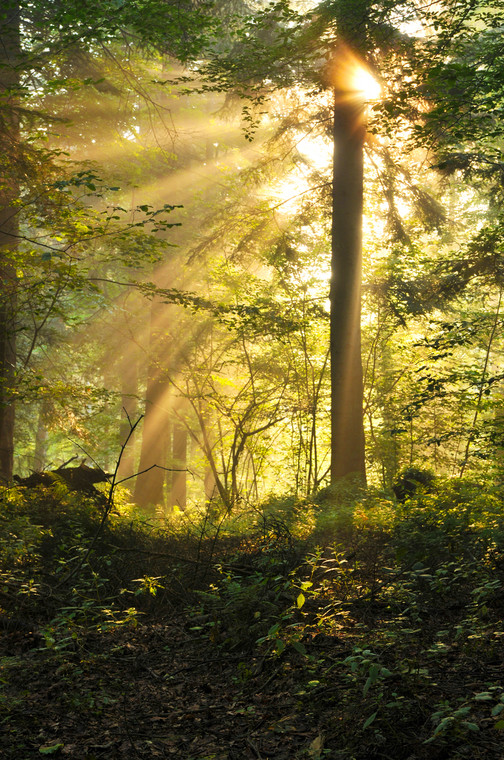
[392,466,436,502]
[3,0,504,496]
[0,482,226,642]
[2,476,504,758]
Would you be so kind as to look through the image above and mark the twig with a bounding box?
[121,693,143,759]
[246,737,264,759]
[162,653,247,679]
[57,454,79,469]
[115,463,193,486]
[55,415,144,588]
[108,545,206,565]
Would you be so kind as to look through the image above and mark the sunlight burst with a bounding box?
[328,46,382,103]
[350,67,381,101]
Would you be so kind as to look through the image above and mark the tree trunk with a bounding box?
[134,301,171,511]
[33,399,50,471]
[204,466,217,502]
[330,53,367,483]
[117,357,139,483]
[134,368,171,511]
[0,1,20,482]
[170,420,187,510]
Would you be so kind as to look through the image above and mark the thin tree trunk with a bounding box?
[164,420,172,508]
[204,466,217,502]
[117,357,139,482]
[33,398,49,471]
[459,288,503,478]
[0,1,20,482]
[134,370,170,510]
[170,420,187,510]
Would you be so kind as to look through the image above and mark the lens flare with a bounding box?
[327,46,382,103]
[351,67,381,101]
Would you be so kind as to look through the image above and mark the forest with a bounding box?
[1,0,504,758]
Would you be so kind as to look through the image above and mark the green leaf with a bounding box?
[363,711,377,730]
[275,639,285,654]
[39,744,64,755]
[308,733,324,759]
[433,716,453,735]
[292,640,307,656]
[368,663,381,680]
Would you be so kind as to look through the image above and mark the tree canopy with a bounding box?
[1,0,504,496]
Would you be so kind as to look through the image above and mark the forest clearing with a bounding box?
[1,0,504,757]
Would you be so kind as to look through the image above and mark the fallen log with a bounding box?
[13,462,111,495]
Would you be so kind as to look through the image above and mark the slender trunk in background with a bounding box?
[33,398,50,471]
[459,288,503,478]
[164,420,172,508]
[134,301,171,511]
[117,356,139,482]
[330,49,367,483]
[204,466,217,502]
[134,366,170,510]
[0,1,20,482]
[170,419,187,510]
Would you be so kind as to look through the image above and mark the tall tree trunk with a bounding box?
[134,301,171,511]
[134,366,170,511]
[0,1,20,482]
[330,44,367,483]
[164,420,172,509]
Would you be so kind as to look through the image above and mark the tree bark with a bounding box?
[204,466,217,502]
[0,1,20,482]
[33,398,50,471]
[170,420,187,510]
[330,65,367,482]
[134,301,171,511]
[117,356,139,483]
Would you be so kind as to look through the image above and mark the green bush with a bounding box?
[391,478,504,566]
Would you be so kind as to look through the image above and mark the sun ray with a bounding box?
[327,44,381,103]
[350,66,381,101]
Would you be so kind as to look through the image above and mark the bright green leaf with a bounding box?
[39,744,64,755]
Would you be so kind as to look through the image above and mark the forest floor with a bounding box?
[2,482,504,759]
[2,610,340,760]
[2,586,504,760]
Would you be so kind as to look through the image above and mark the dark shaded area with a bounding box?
[392,466,436,502]
[13,463,111,494]
[2,480,504,758]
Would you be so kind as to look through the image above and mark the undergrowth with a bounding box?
[1,476,504,758]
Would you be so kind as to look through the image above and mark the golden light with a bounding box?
[350,66,381,101]
[327,45,382,103]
